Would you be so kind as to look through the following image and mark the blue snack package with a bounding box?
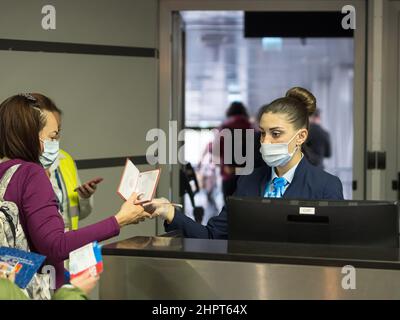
[0,246,46,289]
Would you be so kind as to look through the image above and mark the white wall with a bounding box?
[366,0,400,201]
[0,0,160,241]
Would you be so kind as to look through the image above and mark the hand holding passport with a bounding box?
[115,159,179,224]
[117,159,161,204]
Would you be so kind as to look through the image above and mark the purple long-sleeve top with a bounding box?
[0,159,120,289]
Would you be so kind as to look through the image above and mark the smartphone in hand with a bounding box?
[74,177,104,192]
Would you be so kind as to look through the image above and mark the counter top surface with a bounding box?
[102,235,400,270]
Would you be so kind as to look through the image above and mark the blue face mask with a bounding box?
[40,139,59,169]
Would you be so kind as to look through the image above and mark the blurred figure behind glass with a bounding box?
[215,102,254,202]
[305,109,331,169]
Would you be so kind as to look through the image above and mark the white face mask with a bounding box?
[39,139,59,169]
[259,131,300,168]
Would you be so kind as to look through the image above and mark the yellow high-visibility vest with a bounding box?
[59,149,80,230]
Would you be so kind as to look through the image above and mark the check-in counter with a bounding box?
[99,235,400,299]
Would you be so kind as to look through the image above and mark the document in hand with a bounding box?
[0,246,46,289]
[69,241,103,280]
[117,158,161,204]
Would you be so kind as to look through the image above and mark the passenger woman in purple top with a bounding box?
[0,94,151,289]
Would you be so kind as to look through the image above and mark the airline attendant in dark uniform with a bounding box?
[147,87,344,239]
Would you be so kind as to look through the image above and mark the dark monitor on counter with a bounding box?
[227,197,399,248]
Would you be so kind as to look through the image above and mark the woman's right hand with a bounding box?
[115,192,150,227]
[70,269,99,296]
[143,198,175,224]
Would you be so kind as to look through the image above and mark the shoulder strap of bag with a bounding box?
[0,164,21,201]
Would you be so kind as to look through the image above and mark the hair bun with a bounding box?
[286,87,316,116]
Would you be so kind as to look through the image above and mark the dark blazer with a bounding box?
[165,157,344,239]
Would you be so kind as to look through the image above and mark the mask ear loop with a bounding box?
[288,130,303,156]
[293,129,308,157]
[289,145,299,157]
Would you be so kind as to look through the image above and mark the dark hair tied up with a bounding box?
[257,87,317,130]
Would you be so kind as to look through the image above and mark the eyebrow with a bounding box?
[259,127,285,131]
[269,127,285,131]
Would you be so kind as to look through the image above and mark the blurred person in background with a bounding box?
[198,141,218,210]
[305,109,331,169]
[214,101,255,202]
